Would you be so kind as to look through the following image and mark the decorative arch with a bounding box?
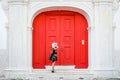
[29,5,92,69]
[29,4,92,27]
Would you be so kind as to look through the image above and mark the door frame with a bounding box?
[29,6,92,70]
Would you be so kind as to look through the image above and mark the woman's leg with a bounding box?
[52,61,56,72]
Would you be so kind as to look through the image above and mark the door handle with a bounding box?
[82,40,85,45]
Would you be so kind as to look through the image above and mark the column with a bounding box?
[94,1,113,70]
[7,1,29,71]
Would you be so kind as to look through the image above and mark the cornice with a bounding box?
[8,1,29,5]
[92,0,113,3]
[92,0,119,11]
[1,0,29,18]
[93,1,113,5]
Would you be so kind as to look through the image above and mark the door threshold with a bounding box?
[45,65,75,70]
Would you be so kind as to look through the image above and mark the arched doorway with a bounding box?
[32,10,88,69]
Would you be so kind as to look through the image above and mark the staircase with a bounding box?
[29,66,94,80]
[0,66,95,80]
[0,67,118,80]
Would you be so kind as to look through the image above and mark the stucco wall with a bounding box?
[0,0,120,78]
[114,3,120,70]
[0,2,8,72]
[0,2,7,49]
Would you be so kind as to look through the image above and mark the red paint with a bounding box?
[32,11,88,68]
[60,15,75,65]
[75,13,88,68]
[32,13,46,68]
[45,15,60,65]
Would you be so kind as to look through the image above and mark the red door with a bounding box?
[45,15,60,65]
[32,11,88,68]
[45,13,74,65]
[60,16,74,65]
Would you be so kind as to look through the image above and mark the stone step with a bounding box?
[0,78,120,80]
[32,69,92,75]
[30,68,94,80]
[45,65,75,70]
[32,66,92,75]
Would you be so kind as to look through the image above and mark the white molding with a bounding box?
[45,65,75,70]
[28,2,93,27]
[8,1,29,5]
[28,2,94,71]
[4,67,32,72]
[91,67,116,71]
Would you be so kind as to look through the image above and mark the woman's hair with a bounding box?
[51,48,54,50]
[52,42,58,48]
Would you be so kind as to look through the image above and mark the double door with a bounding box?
[32,11,88,68]
[45,14,75,65]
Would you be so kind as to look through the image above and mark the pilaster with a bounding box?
[7,1,29,71]
[93,0,114,70]
[26,26,33,72]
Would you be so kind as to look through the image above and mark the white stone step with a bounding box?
[32,66,91,74]
[32,69,91,74]
[30,66,94,80]
[45,65,75,70]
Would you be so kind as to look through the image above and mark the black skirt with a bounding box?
[49,54,57,62]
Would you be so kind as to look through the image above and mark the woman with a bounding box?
[49,47,58,73]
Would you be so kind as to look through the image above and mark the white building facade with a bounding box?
[0,0,120,78]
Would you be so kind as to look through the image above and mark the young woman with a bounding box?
[49,47,58,73]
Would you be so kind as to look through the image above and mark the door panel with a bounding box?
[75,14,88,68]
[60,16,74,65]
[45,15,75,65]
[32,13,46,68]
[45,15,60,65]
